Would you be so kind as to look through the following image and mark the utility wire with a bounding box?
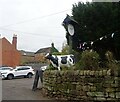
[0,27,65,38]
[0,9,71,28]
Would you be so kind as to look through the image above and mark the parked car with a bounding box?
[0,67,13,73]
[40,65,48,71]
[1,66,35,80]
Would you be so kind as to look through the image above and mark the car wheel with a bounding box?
[27,73,33,78]
[7,74,13,80]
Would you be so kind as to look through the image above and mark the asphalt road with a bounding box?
[2,76,50,100]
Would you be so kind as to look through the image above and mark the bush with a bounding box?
[105,51,119,75]
[45,64,57,70]
[46,63,74,71]
[75,50,100,70]
[105,51,115,63]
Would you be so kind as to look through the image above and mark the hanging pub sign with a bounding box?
[62,14,78,35]
[67,24,75,36]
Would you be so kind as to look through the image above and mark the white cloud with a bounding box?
[0,0,91,52]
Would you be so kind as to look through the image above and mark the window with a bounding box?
[17,67,30,71]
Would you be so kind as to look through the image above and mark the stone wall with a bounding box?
[43,69,120,101]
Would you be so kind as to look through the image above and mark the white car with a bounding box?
[1,66,35,80]
[40,65,48,71]
[0,67,13,73]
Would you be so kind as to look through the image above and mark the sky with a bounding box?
[0,0,92,52]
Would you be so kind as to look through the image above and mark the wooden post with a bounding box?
[32,69,43,91]
[69,35,73,54]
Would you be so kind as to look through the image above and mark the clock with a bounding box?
[67,24,74,36]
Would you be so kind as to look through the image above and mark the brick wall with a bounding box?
[0,37,21,67]
[43,69,120,101]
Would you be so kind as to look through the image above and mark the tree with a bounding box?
[71,2,120,60]
[61,42,69,54]
[72,2,119,40]
[50,43,59,54]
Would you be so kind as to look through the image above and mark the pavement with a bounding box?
[2,75,51,101]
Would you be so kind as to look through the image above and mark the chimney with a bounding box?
[51,42,54,47]
[12,34,17,49]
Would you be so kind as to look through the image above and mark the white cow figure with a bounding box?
[45,53,75,70]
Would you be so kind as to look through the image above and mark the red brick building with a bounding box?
[0,35,21,67]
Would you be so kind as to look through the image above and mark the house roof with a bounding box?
[20,50,35,57]
[35,47,51,54]
[0,37,17,50]
[0,37,20,67]
[0,37,13,47]
[35,43,59,54]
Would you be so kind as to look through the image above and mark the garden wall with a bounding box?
[42,69,120,101]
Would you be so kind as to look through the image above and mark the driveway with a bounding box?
[2,76,50,100]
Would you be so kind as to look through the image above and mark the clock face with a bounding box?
[68,24,74,36]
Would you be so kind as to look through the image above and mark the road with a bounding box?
[2,76,50,100]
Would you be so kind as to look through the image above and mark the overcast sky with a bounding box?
[0,0,91,52]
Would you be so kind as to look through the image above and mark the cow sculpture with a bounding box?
[45,53,75,70]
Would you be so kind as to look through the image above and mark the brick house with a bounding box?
[35,43,59,63]
[0,35,21,67]
[20,50,35,64]
[35,47,51,63]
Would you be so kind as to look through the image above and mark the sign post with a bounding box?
[32,69,43,91]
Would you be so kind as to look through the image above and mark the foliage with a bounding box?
[50,43,59,54]
[105,51,115,63]
[72,2,119,41]
[46,63,74,71]
[105,51,119,75]
[70,2,120,59]
[61,42,69,55]
[75,50,100,70]
[51,52,61,55]
[45,63,57,70]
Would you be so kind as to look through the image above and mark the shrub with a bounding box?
[105,51,119,75]
[46,63,74,71]
[76,50,100,70]
[45,64,57,70]
[105,51,115,63]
